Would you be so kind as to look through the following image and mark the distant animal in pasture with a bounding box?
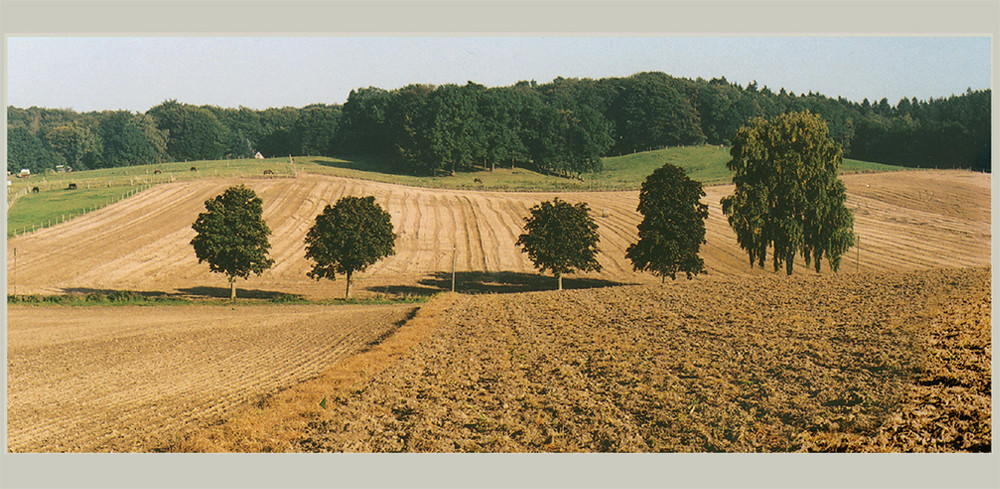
[31,186,39,193]
[154,170,162,175]
[473,178,483,184]
[190,167,198,172]
[67,183,77,190]
[263,170,275,175]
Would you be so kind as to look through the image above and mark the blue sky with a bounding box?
[5,36,991,112]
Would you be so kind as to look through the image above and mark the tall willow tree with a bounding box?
[721,111,854,275]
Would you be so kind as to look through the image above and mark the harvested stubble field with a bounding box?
[5,169,990,298]
[5,168,991,453]
[293,267,990,452]
[6,303,417,452]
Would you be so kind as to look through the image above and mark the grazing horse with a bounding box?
[31,187,39,193]
[154,169,162,175]
[67,183,77,190]
[473,178,483,184]
[190,166,197,172]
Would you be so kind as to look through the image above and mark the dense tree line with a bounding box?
[6,101,342,174]
[7,72,990,175]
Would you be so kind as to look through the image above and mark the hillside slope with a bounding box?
[6,169,990,299]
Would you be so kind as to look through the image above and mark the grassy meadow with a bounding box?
[6,146,907,238]
[7,185,147,238]
[597,145,735,186]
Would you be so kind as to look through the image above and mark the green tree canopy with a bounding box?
[147,100,227,161]
[626,163,709,281]
[295,104,342,156]
[97,111,167,167]
[44,122,102,170]
[720,111,855,275]
[304,195,396,299]
[516,197,602,290]
[6,125,65,174]
[190,185,275,299]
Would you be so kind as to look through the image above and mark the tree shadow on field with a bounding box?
[176,286,302,300]
[312,155,418,176]
[60,287,175,298]
[365,284,444,297]
[378,271,628,295]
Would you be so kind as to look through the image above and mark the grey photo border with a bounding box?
[1,1,997,488]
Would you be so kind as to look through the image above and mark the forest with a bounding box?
[7,71,991,176]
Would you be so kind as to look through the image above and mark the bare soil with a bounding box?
[296,267,990,452]
[6,303,416,452]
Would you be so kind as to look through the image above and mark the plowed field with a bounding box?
[6,169,990,298]
[295,267,990,452]
[6,303,416,452]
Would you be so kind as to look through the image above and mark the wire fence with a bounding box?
[8,165,298,239]
[8,185,152,239]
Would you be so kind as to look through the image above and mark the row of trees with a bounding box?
[191,186,395,300]
[519,112,855,287]
[8,72,990,176]
[189,177,704,298]
[192,111,857,297]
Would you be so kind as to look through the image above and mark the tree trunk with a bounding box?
[230,277,236,300]
[345,271,352,299]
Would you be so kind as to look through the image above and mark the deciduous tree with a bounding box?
[304,196,396,299]
[516,198,601,290]
[147,100,227,161]
[7,126,65,174]
[627,163,709,281]
[191,185,275,299]
[98,111,167,167]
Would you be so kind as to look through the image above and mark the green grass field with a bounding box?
[7,146,908,238]
[840,158,912,174]
[7,158,295,199]
[596,145,735,187]
[7,185,146,238]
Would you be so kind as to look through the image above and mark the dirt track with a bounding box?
[5,170,990,299]
[6,303,416,452]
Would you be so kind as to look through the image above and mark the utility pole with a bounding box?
[856,234,860,274]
